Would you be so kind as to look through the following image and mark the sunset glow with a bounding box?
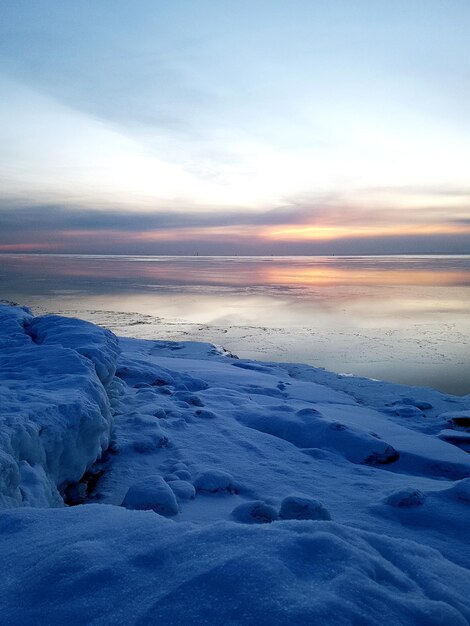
[0,2,469,254]
[264,222,470,242]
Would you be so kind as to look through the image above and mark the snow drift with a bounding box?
[1,505,469,626]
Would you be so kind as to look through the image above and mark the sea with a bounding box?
[1,254,469,395]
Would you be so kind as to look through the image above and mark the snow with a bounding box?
[383,488,426,508]
[0,305,118,507]
[232,500,278,523]
[279,495,332,520]
[194,469,239,494]
[1,304,470,624]
[444,477,470,503]
[122,475,179,516]
[28,313,119,386]
[0,506,469,626]
[167,479,196,500]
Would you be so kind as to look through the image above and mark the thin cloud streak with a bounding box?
[1,188,469,233]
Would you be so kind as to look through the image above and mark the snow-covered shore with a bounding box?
[0,303,469,624]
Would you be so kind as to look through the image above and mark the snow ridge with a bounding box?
[0,304,119,507]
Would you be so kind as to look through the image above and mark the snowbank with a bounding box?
[0,505,469,625]
[0,305,119,507]
[28,313,118,386]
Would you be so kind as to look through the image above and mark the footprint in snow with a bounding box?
[194,409,217,419]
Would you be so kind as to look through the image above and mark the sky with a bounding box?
[0,0,469,255]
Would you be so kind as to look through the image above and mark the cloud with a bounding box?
[4,181,469,237]
[1,194,470,256]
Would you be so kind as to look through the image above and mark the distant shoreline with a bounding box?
[1,252,470,258]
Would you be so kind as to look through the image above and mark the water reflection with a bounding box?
[2,254,470,289]
[1,254,469,394]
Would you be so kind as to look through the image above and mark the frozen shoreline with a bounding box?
[1,303,469,624]
[18,301,470,396]
[2,252,470,395]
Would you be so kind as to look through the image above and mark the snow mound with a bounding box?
[440,411,470,430]
[174,391,205,406]
[0,505,469,626]
[438,429,470,452]
[116,357,176,387]
[194,469,238,494]
[167,479,196,500]
[393,404,424,418]
[28,314,119,386]
[236,408,399,465]
[384,488,426,508]
[439,478,470,503]
[0,304,33,349]
[173,469,192,480]
[122,476,179,516]
[123,414,170,453]
[194,408,216,419]
[116,351,209,393]
[0,306,117,507]
[279,495,332,520]
[232,500,278,524]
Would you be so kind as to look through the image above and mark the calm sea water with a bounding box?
[1,254,469,395]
